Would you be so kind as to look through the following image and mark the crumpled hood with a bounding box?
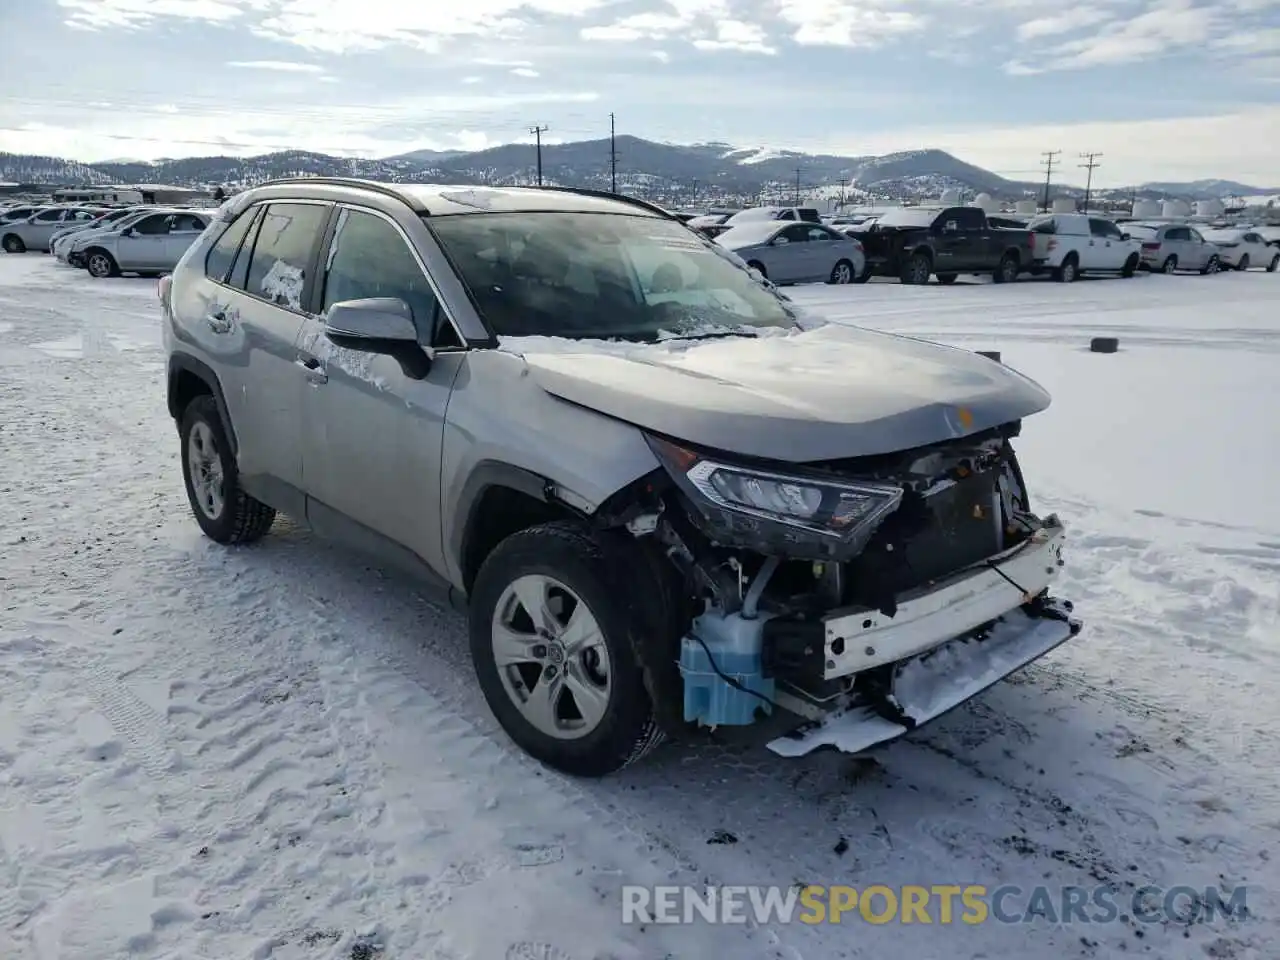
[507,324,1051,462]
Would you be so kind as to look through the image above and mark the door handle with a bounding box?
[206,309,232,333]
[295,356,328,384]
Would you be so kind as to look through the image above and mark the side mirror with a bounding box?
[121,227,134,237]
[773,236,789,245]
[324,297,431,378]
[1121,233,1130,240]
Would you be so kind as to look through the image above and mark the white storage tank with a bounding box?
[1052,197,1076,213]
[1195,198,1224,217]
[940,188,962,205]
[972,192,997,212]
[1015,199,1038,216]
[1162,199,1191,218]
[1132,199,1161,218]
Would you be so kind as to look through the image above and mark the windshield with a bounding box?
[874,208,938,228]
[428,211,799,341]
[714,221,782,248]
[1203,230,1241,242]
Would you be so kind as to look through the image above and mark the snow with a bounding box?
[2,253,1279,960]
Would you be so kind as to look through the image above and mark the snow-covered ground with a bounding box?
[1,255,1277,960]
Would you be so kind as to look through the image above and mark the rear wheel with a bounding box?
[994,254,1019,284]
[1237,254,1250,271]
[746,260,767,279]
[1268,254,1279,273]
[1121,254,1139,278]
[1,234,25,254]
[469,522,666,777]
[1054,254,1079,283]
[179,395,276,544]
[1161,255,1178,274]
[1201,255,1221,275]
[900,253,931,284]
[828,259,854,284]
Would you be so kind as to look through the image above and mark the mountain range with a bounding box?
[2,137,1276,205]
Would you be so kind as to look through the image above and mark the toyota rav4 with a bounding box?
[160,178,1081,777]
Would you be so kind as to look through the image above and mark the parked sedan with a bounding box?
[715,221,867,284]
[1203,228,1279,272]
[59,208,157,265]
[1128,223,1223,274]
[49,207,145,255]
[1,206,104,253]
[77,210,212,278]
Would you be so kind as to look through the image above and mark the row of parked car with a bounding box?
[0,201,212,277]
[683,205,1280,286]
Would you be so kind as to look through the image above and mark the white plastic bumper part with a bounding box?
[820,514,1067,681]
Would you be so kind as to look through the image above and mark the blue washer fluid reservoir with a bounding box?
[679,610,776,727]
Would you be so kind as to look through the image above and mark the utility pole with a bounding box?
[794,166,802,206]
[529,124,548,186]
[1040,149,1061,212]
[837,176,849,210]
[1079,152,1102,213]
[609,113,618,194]
[690,178,699,202]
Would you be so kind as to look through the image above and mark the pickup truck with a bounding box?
[1025,213,1141,281]
[850,205,1035,284]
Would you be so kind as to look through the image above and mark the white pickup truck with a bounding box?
[1027,213,1142,282]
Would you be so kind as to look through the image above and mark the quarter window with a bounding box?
[245,203,328,311]
[322,209,448,344]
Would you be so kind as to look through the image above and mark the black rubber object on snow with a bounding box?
[179,395,276,544]
[1090,337,1119,354]
[469,521,669,778]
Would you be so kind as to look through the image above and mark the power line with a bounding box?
[529,124,548,186]
[1079,151,1103,212]
[1040,150,1061,211]
[609,112,618,194]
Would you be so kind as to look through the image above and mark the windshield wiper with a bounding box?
[660,329,759,342]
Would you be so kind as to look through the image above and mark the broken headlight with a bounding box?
[648,436,904,554]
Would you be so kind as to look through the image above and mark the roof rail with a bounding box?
[516,185,677,220]
[250,176,425,212]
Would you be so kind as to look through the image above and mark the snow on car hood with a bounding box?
[498,324,1051,462]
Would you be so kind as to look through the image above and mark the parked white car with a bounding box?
[49,207,146,257]
[1,206,104,253]
[1026,213,1141,282]
[59,208,158,265]
[76,209,212,278]
[1203,228,1279,272]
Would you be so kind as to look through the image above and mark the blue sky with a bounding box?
[1,0,1278,185]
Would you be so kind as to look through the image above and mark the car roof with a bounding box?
[236,177,672,219]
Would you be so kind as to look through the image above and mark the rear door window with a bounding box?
[244,202,329,311]
[132,214,171,235]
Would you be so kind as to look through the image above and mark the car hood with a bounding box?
[508,323,1051,462]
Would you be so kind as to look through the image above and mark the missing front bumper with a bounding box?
[767,596,1080,757]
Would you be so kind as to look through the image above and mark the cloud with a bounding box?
[1015,7,1114,41]
[1213,26,1280,53]
[776,0,928,48]
[692,20,776,54]
[651,50,671,61]
[58,0,244,30]
[511,67,540,77]
[226,60,326,73]
[580,0,774,53]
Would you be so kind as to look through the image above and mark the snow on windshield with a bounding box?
[873,209,938,227]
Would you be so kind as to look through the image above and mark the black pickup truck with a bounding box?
[850,205,1036,284]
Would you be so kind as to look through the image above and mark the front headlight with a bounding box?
[648,436,904,556]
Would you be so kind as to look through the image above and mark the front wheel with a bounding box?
[828,259,855,284]
[1121,254,1139,278]
[86,250,120,278]
[469,522,666,777]
[179,395,276,544]
[1268,254,1279,273]
[900,253,931,284]
[1054,255,1079,283]
[1201,255,1221,275]
[1,235,25,254]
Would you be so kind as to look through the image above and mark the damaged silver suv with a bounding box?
[161,178,1081,777]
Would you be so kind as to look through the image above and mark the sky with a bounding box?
[1,0,1278,186]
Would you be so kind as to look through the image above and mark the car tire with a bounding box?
[1236,254,1250,272]
[179,395,276,544]
[1121,254,1139,278]
[86,249,120,278]
[1054,254,1079,283]
[1201,255,1220,275]
[994,254,1019,284]
[828,259,855,284]
[746,260,767,279]
[1269,254,1279,273]
[900,253,931,284]
[1161,255,1178,274]
[935,273,958,284]
[1,234,25,254]
[469,521,666,778]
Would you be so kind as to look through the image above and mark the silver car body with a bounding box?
[1204,228,1278,271]
[77,209,211,275]
[1129,222,1221,272]
[715,220,866,284]
[59,208,158,263]
[162,179,1078,767]
[1,206,104,252]
[49,207,146,256]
